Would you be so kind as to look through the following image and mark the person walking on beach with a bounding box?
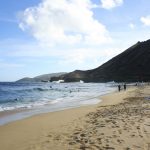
[124,84,126,91]
[118,85,121,92]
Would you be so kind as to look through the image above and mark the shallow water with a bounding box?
[0,82,116,125]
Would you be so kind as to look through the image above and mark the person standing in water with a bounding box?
[124,84,126,90]
[118,85,121,92]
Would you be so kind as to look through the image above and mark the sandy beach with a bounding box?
[0,86,150,150]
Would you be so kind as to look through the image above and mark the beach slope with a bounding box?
[0,86,150,150]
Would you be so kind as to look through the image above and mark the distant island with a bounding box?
[16,72,67,82]
[17,39,150,83]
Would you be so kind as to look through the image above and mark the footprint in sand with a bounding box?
[118,129,122,134]
[47,134,52,137]
[117,139,124,144]
[144,143,150,150]
[125,147,131,150]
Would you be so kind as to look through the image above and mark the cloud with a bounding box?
[0,61,24,69]
[60,48,99,65]
[0,37,123,71]
[58,47,122,67]
[0,55,24,69]
[140,16,150,26]
[18,0,111,46]
[0,18,17,23]
[129,23,135,29]
[100,0,123,9]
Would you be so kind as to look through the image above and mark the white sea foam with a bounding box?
[0,106,15,111]
[50,100,59,104]
[0,99,62,112]
[0,82,116,125]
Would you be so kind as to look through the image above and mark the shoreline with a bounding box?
[0,88,114,126]
[0,101,99,150]
[0,86,149,150]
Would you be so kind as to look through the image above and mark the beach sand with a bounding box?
[0,86,150,150]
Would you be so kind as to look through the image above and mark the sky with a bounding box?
[0,0,150,81]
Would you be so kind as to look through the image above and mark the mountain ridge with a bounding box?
[16,72,67,82]
[51,39,150,82]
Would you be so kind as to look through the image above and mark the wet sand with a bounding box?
[0,86,150,150]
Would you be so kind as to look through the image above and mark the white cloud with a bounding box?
[0,18,17,23]
[0,55,24,69]
[140,16,150,26]
[129,23,135,29]
[58,47,122,67]
[18,0,111,46]
[0,62,24,69]
[100,0,123,9]
[0,37,123,70]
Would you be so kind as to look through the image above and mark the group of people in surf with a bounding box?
[118,84,126,92]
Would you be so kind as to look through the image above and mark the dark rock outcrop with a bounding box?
[51,39,150,82]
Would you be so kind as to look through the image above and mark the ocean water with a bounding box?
[0,82,116,125]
